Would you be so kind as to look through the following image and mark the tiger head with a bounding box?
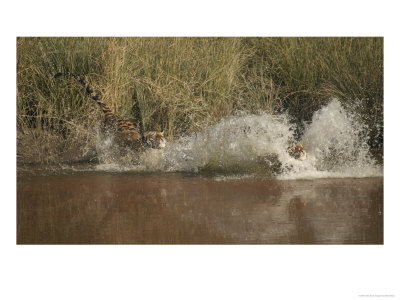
[143,131,167,149]
[288,143,307,161]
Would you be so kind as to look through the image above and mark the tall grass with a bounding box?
[17,37,383,164]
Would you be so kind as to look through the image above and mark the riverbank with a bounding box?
[17,37,383,165]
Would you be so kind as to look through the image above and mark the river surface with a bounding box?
[17,172,383,244]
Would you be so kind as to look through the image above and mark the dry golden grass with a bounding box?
[17,37,383,164]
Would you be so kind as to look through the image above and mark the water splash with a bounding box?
[95,99,382,179]
[142,112,293,174]
[283,99,380,179]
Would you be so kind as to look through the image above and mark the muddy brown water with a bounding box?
[17,171,383,244]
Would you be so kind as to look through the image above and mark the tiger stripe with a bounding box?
[54,72,166,149]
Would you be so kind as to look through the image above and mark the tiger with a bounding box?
[287,143,307,161]
[54,72,166,150]
[242,125,307,161]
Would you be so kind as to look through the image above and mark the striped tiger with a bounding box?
[287,143,307,161]
[54,72,166,150]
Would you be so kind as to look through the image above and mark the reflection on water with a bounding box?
[17,173,383,244]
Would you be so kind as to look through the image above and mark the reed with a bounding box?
[17,37,383,164]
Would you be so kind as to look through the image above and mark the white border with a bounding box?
[3,1,399,299]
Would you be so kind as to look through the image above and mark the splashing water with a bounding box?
[95,99,382,179]
[280,99,381,179]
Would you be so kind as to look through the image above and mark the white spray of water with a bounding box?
[95,99,382,179]
[284,99,380,179]
[141,112,293,174]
